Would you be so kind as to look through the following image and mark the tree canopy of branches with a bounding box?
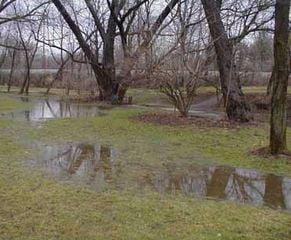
[51,0,180,102]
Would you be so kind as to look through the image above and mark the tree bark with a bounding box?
[270,0,290,154]
[201,0,251,122]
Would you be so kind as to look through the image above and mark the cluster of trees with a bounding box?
[0,0,290,154]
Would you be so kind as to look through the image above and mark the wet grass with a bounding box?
[0,92,291,239]
[243,86,291,94]
[29,107,291,176]
[125,86,291,105]
[0,95,29,113]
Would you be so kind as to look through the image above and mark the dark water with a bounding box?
[31,142,291,211]
[2,98,103,121]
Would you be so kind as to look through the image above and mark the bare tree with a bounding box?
[269,0,290,154]
[201,0,251,122]
[15,2,46,95]
[51,0,180,103]
[160,1,210,117]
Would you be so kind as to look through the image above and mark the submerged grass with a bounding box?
[0,92,291,239]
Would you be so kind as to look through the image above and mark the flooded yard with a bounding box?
[1,93,291,239]
[2,96,291,211]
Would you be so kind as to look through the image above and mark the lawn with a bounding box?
[0,91,290,239]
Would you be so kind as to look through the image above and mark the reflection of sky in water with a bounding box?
[226,168,264,205]
[34,143,118,192]
[283,178,291,209]
[2,99,103,121]
[29,100,101,120]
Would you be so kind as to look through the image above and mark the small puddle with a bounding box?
[1,98,104,121]
[31,142,120,191]
[30,142,291,211]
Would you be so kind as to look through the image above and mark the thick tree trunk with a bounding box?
[270,0,290,154]
[201,0,251,122]
[19,52,30,95]
[102,11,117,83]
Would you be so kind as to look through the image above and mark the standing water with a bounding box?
[30,142,291,211]
[1,98,104,121]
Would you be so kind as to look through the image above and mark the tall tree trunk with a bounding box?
[201,0,251,122]
[270,0,290,154]
[7,49,16,92]
[100,11,118,101]
[19,50,30,95]
[24,66,31,96]
[102,10,117,83]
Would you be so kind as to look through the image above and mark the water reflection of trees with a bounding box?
[20,100,100,120]
[145,165,290,209]
[43,143,117,186]
[40,143,291,209]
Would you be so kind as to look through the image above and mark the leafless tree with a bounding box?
[51,0,180,103]
[269,0,290,154]
[201,0,274,122]
[15,2,46,95]
[160,1,211,117]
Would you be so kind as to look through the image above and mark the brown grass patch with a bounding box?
[251,146,291,160]
[134,112,258,128]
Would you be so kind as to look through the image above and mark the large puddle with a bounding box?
[1,98,104,121]
[31,142,291,211]
[1,96,290,210]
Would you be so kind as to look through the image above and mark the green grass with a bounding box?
[0,95,29,113]
[243,86,291,94]
[29,107,291,176]
[127,88,169,105]
[0,92,291,239]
